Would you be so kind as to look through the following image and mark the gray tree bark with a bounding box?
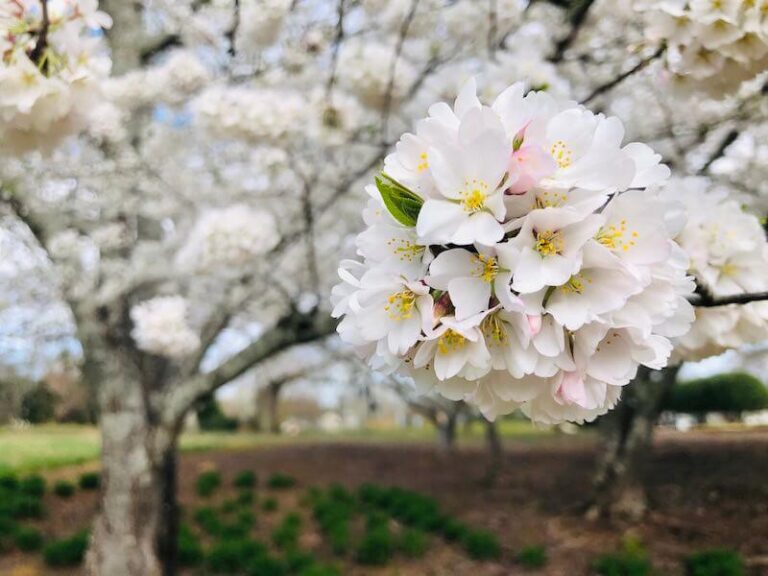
[83,339,167,576]
[437,411,459,452]
[256,381,285,434]
[589,365,680,521]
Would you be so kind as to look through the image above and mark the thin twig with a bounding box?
[226,0,241,57]
[581,45,665,105]
[29,0,50,69]
[551,0,596,63]
[380,0,420,145]
[698,128,739,174]
[488,0,498,59]
[325,0,346,104]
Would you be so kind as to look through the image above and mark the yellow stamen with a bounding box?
[559,274,589,295]
[481,314,506,345]
[535,229,564,256]
[550,140,573,169]
[460,179,489,213]
[384,290,416,321]
[386,238,423,262]
[473,254,499,283]
[596,219,640,252]
[417,152,428,172]
[437,329,466,355]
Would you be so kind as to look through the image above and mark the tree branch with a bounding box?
[698,128,739,175]
[29,0,50,69]
[380,0,420,144]
[581,45,665,105]
[689,291,768,308]
[226,0,241,57]
[161,308,337,429]
[551,0,596,63]
[325,0,346,104]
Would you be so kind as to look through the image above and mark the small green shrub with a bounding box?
[20,475,46,497]
[463,530,501,561]
[312,485,356,556]
[206,539,268,573]
[43,531,89,567]
[53,480,76,498]
[246,553,286,576]
[356,520,394,566]
[234,470,257,489]
[272,513,302,550]
[399,528,428,558]
[518,545,547,568]
[594,537,651,576]
[298,565,340,576]
[195,470,222,498]
[14,526,44,551]
[237,490,255,506]
[193,506,222,536]
[177,524,204,567]
[685,549,744,576]
[441,518,470,542]
[268,473,297,490]
[0,516,18,552]
[0,474,19,491]
[283,549,316,572]
[262,496,278,512]
[11,495,44,519]
[79,472,100,490]
[220,498,239,515]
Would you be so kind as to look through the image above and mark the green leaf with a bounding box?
[375,174,424,228]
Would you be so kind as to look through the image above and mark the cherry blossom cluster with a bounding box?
[332,80,695,424]
[0,0,112,154]
[193,85,307,143]
[130,296,200,358]
[177,205,280,272]
[635,0,768,93]
[668,177,768,361]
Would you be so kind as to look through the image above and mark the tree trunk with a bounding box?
[589,366,680,521]
[84,344,170,576]
[268,382,283,434]
[256,381,284,435]
[157,444,178,576]
[437,412,458,452]
[483,420,503,484]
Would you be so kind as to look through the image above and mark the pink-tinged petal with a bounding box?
[557,371,588,407]
[507,144,557,193]
[448,277,491,321]
[416,200,465,244]
[528,314,542,336]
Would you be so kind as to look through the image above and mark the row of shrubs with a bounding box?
[196,469,296,497]
[0,471,99,567]
[594,537,746,576]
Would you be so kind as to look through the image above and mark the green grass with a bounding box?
[0,420,562,474]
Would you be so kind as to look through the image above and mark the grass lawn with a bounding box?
[0,419,560,474]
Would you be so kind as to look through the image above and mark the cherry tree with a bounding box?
[2,1,768,575]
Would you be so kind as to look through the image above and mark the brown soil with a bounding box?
[2,429,767,575]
